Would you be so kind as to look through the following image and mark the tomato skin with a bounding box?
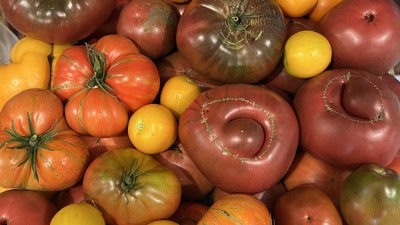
[82,147,182,225]
[338,164,400,225]
[274,184,343,225]
[176,0,286,84]
[117,0,179,59]
[0,88,89,191]
[0,0,117,44]
[51,34,160,138]
[198,194,272,225]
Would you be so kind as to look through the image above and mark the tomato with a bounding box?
[51,34,160,138]
[176,0,287,84]
[178,84,299,194]
[274,184,343,225]
[80,132,134,163]
[0,189,58,225]
[0,88,89,191]
[127,104,178,154]
[198,194,273,225]
[50,202,106,225]
[338,164,400,225]
[168,202,209,225]
[152,141,214,201]
[283,150,352,205]
[117,0,179,59]
[0,0,117,44]
[82,147,182,225]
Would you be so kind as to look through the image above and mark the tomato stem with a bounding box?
[85,43,114,94]
[120,158,145,202]
[0,113,58,182]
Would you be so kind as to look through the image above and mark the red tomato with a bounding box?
[274,184,343,225]
[168,202,209,225]
[152,141,214,201]
[283,150,352,205]
[0,189,58,225]
[82,147,182,225]
[51,34,160,138]
[80,132,134,163]
[0,88,89,191]
[117,0,179,59]
[176,0,287,84]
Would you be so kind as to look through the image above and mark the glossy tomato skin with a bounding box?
[176,0,287,84]
[274,184,343,225]
[0,0,117,44]
[82,147,182,225]
[0,189,58,225]
[117,0,180,59]
[339,164,400,225]
[51,35,160,138]
[0,88,89,191]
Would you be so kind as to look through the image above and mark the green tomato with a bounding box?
[50,202,105,225]
[338,163,400,225]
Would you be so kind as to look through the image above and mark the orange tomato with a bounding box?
[308,0,343,22]
[128,104,177,154]
[275,0,318,18]
[160,75,202,119]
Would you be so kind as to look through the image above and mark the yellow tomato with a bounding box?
[148,220,179,225]
[284,30,332,79]
[50,202,105,225]
[160,75,201,119]
[275,0,318,18]
[128,104,177,154]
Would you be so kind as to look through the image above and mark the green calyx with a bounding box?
[0,112,58,182]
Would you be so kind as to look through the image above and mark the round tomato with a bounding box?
[176,0,287,84]
[51,34,160,138]
[339,164,400,225]
[117,0,179,59]
[0,88,89,191]
[82,147,182,225]
[274,184,343,225]
[0,0,117,44]
[50,202,106,225]
[198,194,272,224]
[128,104,178,154]
[0,189,58,225]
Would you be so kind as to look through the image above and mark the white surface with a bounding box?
[0,22,19,64]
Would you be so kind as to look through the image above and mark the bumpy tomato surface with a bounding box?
[51,34,160,138]
[82,147,182,225]
[0,88,89,191]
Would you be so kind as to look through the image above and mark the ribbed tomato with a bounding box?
[0,88,89,191]
[51,34,160,138]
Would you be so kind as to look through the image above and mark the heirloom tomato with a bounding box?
[0,88,89,191]
[82,147,182,225]
[176,0,287,84]
[51,34,160,138]
[0,0,117,44]
[339,164,400,225]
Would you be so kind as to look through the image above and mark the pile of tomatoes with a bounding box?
[1,0,400,225]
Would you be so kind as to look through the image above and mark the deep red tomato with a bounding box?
[0,88,89,191]
[51,34,160,138]
[274,184,343,225]
[0,0,117,44]
[176,0,287,84]
[82,147,182,225]
[152,141,214,202]
[283,150,352,205]
[117,0,179,59]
